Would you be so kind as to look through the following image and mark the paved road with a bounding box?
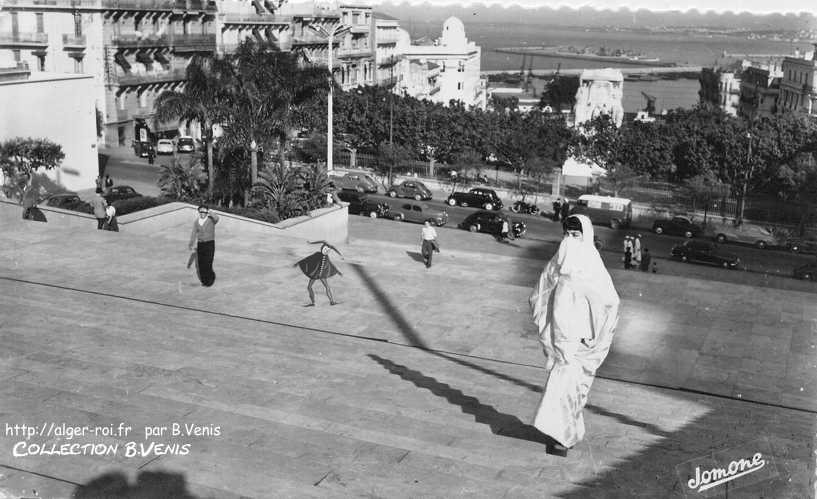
[101,158,817,291]
[363,191,817,289]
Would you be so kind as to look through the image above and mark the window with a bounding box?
[457,82,462,90]
[73,57,83,73]
[118,94,126,110]
[139,92,148,108]
[36,13,44,33]
[12,49,20,62]
[37,55,45,71]
[74,13,82,36]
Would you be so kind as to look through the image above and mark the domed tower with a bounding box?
[440,17,467,51]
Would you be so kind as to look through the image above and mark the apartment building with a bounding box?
[0,0,218,146]
[402,17,485,110]
[779,45,817,116]
[738,62,782,119]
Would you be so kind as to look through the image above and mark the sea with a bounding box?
[410,22,813,114]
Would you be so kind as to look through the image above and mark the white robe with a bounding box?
[529,215,620,448]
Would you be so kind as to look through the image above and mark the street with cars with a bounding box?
[97,154,817,287]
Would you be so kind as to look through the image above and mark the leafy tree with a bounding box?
[542,75,579,112]
[683,172,729,226]
[0,137,64,201]
[155,55,233,199]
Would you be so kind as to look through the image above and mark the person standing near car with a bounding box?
[552,198,562,222]
[90,188,108,230]
[420,221,439,268]
[104,174,114,195]
[560,199,570,222]
[188,205,219,287]
[528,214,620,456]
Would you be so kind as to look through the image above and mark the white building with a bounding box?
[779,45,817,116]
[0,66,98,191]
[573,68,624,128]
[402,17,486,110]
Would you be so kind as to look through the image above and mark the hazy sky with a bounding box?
[384,0,815,15]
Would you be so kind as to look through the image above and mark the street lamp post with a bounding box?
[309,23,350,173]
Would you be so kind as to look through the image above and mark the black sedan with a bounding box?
[105,185,141,204]
[458,211,526,238]
[671,240,740,269]
[785,237,817,254]
[387,181,432,201]
[652,216,703,238]
[44,192,81,208]
[793,263,817,281]
[336,190,390,218]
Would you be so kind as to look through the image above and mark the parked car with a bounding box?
[387,180,432,201]
[44,192,81,208]
[446,187,503,210]
[652,216,703,238]
[458,210,527,238]
[104,185,141,204]
[156,139,175,155]
[569,194,632,229]
[671,240,740,269]
[132,140,154,158]
[336,190,390,218]
[177,136,196,153]
[328,172,379,193]
[708,222,777,249]
[389,201,448,226]
[785,237,817,254]
[793,263,817,281]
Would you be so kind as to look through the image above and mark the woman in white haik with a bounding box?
[529,214,620,456]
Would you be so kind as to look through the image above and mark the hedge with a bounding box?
[111,196,172,216]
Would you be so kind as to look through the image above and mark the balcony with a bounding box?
[173,34,216,52]
[62,34,87,49]
[0,32,48,48]
[111,34,170,47]
[1,0,99,10]
[222,14,292,26]
[338,47,370,59]
[0,62,31,82]
[292,35,330,46]
[350,25,369,34]
[429,86,440,96]
[101,0,216,12]
[116,108,130,121]
[110,33,215,51]
[112,67,187,86]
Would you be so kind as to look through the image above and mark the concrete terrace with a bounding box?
[0,205,814,498]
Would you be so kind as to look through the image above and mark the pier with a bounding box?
[482,66,703,77]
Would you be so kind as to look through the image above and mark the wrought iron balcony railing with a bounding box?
[112,67,187,86]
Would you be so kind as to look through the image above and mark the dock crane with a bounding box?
[641,91,656,114]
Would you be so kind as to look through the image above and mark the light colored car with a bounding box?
[156,139,175,155]
[708,222,778,249]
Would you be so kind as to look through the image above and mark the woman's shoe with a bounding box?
[547,443,568,457]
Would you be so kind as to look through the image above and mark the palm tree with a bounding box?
[221,39,329,183]
[154,55,233,199]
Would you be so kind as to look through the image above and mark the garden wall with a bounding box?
[0,199,349,245]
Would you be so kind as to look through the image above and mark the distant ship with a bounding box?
[494,46,668,67]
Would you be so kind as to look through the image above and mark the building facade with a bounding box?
[719,71,741,116]
[779,46,817,116]
[0,66,98,190]
[738,64,781,119]
[573,68,625,128]
[402,17,486,110]
[0,0,218,147]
